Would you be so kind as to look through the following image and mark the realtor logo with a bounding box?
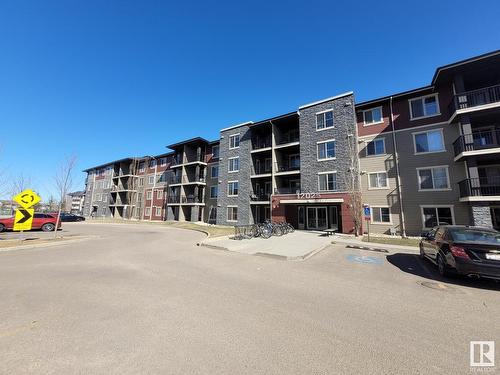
[470,341,495,368]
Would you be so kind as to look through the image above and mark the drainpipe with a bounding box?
[390,96,407,237]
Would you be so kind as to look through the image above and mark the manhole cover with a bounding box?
[419,281,459,292]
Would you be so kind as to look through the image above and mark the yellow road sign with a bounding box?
[13,189,41,209]
[13,208,34,231]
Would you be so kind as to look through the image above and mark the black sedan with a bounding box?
[420,225,500,280]
[57,212,86,222]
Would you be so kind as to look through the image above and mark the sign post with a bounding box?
[363,204,371,242]
[12,189,41,236]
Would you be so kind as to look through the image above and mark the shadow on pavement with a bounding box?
[386,253,500,291]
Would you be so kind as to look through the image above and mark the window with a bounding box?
[316,110,334,130]
[413,129,445,154]
[227,206,238,222]
[149,159,156,168]
[368,172,388,189]
[289,154,300,169]
[211,165,219,178]
[421,206,454,228]
[159,173,167,182]
[228,157,240,172]
[139,177,144,187]
[228,181,239,196]
[156,190,163,199]
[102,194,108,203]
[146,191,152,200]
[155,207,162,216]
[212,145,220,159]
[145,207,151,216]
[318,172,337,191]
[148,175,155,184]
[210,186,218,199]
[417,166,450,190]
[229,134,240,149]
[139,162,145,172]
[366,139,385,156]
[317,140,336,160]
[160,157,166,166]
[409,94,439,119]
[371,207,391,223]
[94,193,101,201]
[104,180,110,189]
[363,107,383,125]
[106,166,112,175]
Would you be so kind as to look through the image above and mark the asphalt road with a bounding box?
[0,223,499,374]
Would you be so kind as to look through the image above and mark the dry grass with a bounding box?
[362,236,420,247]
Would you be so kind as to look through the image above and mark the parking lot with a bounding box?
[0,222,499,374]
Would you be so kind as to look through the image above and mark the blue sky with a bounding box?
[0,0,499,200]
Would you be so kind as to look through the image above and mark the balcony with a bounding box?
[166,195,204,204]
[250,193,270,202]
[111,184,133,192]
[275,162,300,175]
[453,129,500,160]
[458,177,500,201]
[276,133,300,148]
[274,187,301,195]
[449,84,500,120]
[169,175,206,185]
[112,171,134,179]
[251,138,272,152]
[251,165,272,177]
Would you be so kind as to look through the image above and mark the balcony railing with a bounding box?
[453,129,500,156]
[167,195,180,203]
[111,184,132,191]
[458,177,500,198]
[252,166,272,175]
[252,138,271,150]
[181,196,204,204]
[169,176,182,184]
[449,84,500,114]
[169,175,206,184]
[274,187,301,194]
[250,193,270,201]
[277,133,300,145]
[275,162,300,173]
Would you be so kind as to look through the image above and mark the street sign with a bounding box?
[13,189,41,210]
[13,208,34,231]
[363,206,371,220]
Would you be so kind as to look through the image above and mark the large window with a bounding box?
[155,207,162,216]
[139,162,145,172]
[210,186,218,199]
[363,107,383,125]
[212,145,220,159]
[409,94,439,119]
[413,129,445,154]
[316,110,334,130]
[160,157,167,166]
[138,177,144,187]
[148,175,155,184]
[371,207,391,223]
[228,181,239,196]
[146,191,152,200]
[366,139,385,156]
[229,134,240,149]
[211,165,219,178]
[318,172,337,191]
[149,159,156,168]
[228,157,240,172]
[156,190,163,199]
[368,172,388,189]
[417,166,450,190]
[421,206,454,228]
[317,140,336,160]
[227,206,238,222]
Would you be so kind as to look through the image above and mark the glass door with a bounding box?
[307,207,328,230]
[298,206,305,229]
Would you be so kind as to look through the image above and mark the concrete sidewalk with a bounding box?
[329,234,420,253]
[200,230,332,260]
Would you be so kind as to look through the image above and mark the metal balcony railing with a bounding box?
[453,129,500,156]
[252,166,272,175]
[274,187,301,194]
[250,193,270,201]
[277,132,300,145]
[458,177,500,198]
[111,184,132,191]
[275,162,300,173]
[252,138,271,150]
[167,195,180,203]
[181,196,204,204]
[449,84,500,114]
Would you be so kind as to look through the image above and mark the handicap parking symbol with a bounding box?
[346,254,384,265]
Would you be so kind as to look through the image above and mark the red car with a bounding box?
[0,213,61,232]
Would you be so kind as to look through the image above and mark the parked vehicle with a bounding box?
[0,213,62,232]
[420,225,500,280]
[54,212,85,222]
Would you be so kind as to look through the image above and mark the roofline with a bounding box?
[82,157,137,172]
[208,139,220,145]
[220,121,254,133]
[354,85,434,108]
[298,91,354,110]
[166,137,210,149]
[431,49,500,85]
[250,111,298,127]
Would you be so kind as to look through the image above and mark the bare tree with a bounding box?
[53,155,77,237]
[6,173,33,215]
[346,133,362,237]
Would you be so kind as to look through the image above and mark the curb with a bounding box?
[255,243,331,261]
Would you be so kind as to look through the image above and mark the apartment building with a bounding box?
[65,191,85,215]
[83,138,220,222]
[357,50,500,235]
[82,50,500,236]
